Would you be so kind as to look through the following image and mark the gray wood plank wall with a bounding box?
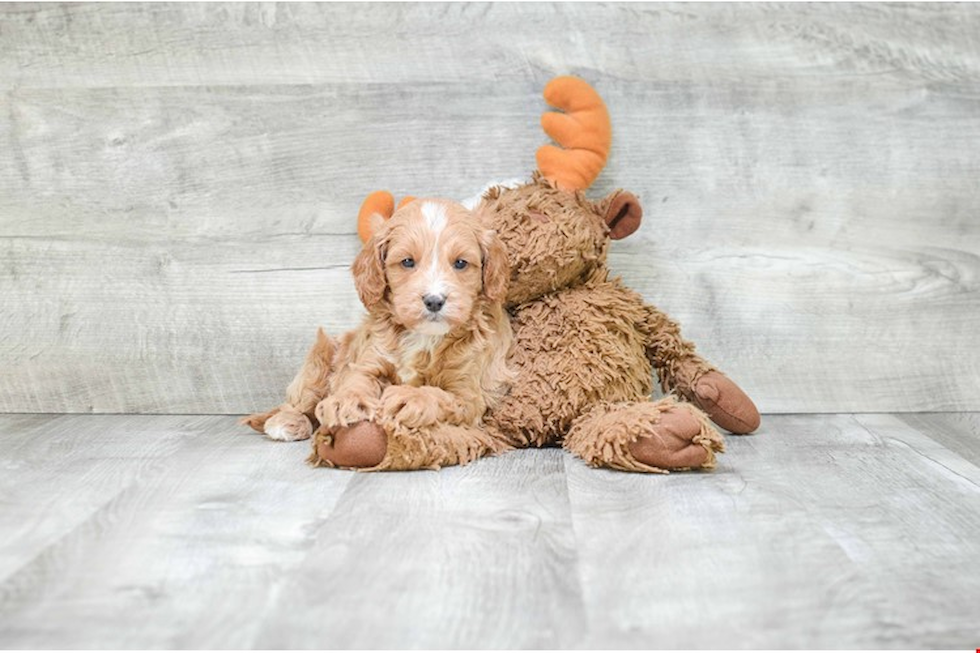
[2,3,979,414]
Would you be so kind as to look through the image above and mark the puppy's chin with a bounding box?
[412,320,451,336]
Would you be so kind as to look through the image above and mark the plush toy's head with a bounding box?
[477,174,642,306]
[477,76,643,305]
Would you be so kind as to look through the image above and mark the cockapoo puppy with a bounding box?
[244,198,513,469]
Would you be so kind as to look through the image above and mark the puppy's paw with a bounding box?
[381,386,441,428]
[263,409,313,442]
[315,393,380,429]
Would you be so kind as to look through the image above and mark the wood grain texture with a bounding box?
[1,3,979,413]
[1,412,978,647]
[0,414,353,648]
[897,412,980,467]
[253,449,585,649]
[0,414,195,584]
[565,413,980,648]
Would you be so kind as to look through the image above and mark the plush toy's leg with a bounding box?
[241,327,336,441]
[481,379,564,449]
[309,417,513,471]
[563,397,724,473]
[640,304,761,435]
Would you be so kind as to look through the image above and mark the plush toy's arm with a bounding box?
[636,301,712,395]
[636,301,761,434]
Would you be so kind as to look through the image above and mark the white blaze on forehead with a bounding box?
[421,201,447,233]
[422,201,449,296]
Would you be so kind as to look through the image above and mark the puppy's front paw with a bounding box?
[315,393,380,429]
[381,386,441,428]
[263,409,313,442]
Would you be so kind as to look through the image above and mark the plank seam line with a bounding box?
[850,415,980,490]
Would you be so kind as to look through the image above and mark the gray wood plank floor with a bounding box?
[1,413,978,648]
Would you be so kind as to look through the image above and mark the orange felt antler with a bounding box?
[356,191,415,242]
[536,76,612,191]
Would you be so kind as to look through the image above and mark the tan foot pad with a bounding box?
[627,407,712,469]
[693,371,761,435]
[316,421,387,468]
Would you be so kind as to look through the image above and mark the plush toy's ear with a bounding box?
[601,190,643,240]
[351,228,389,308]
[479,228,509,302]
[536,76,612,191]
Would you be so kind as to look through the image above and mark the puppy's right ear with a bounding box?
[352,231,389,308]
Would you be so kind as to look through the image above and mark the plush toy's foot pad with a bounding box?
[692,371,761,435]
[627,406,715,470]
[315,421,387,468]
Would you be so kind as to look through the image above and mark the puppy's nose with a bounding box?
[423,294,446,313]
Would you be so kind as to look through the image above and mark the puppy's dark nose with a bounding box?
[423,294,446,313]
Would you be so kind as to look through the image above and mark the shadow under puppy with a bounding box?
[243,198,514,470]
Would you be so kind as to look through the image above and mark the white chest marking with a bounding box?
[396,331,445,383]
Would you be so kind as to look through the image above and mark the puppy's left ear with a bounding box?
[479,229,509,302]
[352,230,389,308]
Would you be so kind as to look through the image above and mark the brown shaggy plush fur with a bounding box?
[472,173,759,472]
[564,397,723,473]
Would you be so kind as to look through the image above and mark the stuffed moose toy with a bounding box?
[245,76,761,472]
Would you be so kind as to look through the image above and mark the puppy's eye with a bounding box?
[401,258,415,269]
[453,259,469,270]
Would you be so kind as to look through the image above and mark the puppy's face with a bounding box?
[352,199,508,335]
